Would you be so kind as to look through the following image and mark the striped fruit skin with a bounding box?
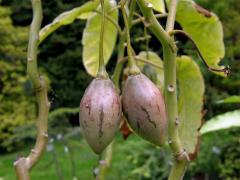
[79,78,121,154]
[122,74,167,146]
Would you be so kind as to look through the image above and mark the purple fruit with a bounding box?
[122,73,167,146]
[79,77,121,154]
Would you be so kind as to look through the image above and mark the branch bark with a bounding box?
[14,0,50,179]
[137,0,189,179]
[96,142,114,180]
[166,0,178,32]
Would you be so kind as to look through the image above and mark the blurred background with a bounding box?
[0,0,239,179]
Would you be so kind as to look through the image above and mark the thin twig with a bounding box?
[135,56,163,69]
[94,10,123,35]
[132,13,168,26]
[108,4,121,14]
[166,0,178,32]
[117,55,163,69]
[134,35,151,42]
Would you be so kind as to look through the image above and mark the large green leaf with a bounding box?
[177,56,205,155]
[137,51,164,91]
[145,0,165,13]
[82,0,118,76]
[77,12,94,20]
[200,110,240,135]
[49,107,79,121]
[175,0,225,75]
[216,96,240,104]
[39,0,99,44]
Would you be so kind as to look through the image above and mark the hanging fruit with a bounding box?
[122,73,167,146]
[80,77,121,154]
[79,0,121,154]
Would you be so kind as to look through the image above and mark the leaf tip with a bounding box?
[194,3,212,18]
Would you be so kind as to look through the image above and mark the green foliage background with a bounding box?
[2,0,92,108]
[0,6,36,151]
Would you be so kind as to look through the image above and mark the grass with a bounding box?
[0,133,149,180]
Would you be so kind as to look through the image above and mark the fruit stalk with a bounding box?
[94,1,115,179]
[100,2,138,178]
[112,0,136,88]
[120,0,140,75]
[137,0,189,179]
[97,0,108,78]
[101,2,138,178]
[14,0,50,179]
[112,33,126,88]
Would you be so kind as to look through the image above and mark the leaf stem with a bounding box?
[169,30,230,75]
[14,0,50,179]
[97,0,109,78]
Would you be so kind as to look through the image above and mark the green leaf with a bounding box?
[77,12,93,20]
[82,0,118,76]
[137,51,164,91]
[39,0,99,44]
[200,110,240,135]
[177,56,205,155]
[175,0,225,76]
[49,107,79,121]
[216,96,240,104]
[145,0,165,13]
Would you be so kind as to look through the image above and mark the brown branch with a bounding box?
[14,0,50,179]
